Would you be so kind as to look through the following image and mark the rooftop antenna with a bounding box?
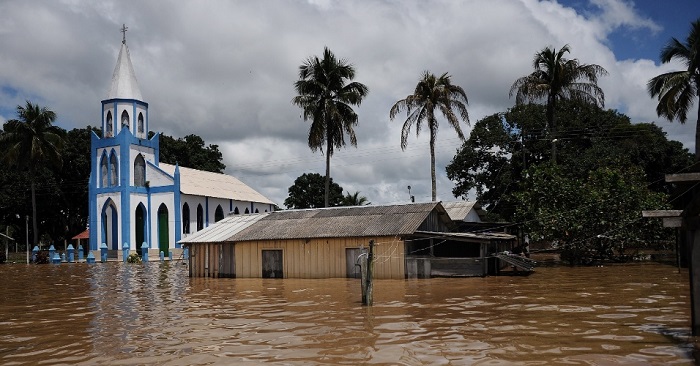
[120,24,128,44]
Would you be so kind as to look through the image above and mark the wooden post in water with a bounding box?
[363,240,375,306]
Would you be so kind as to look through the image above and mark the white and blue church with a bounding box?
[88,33,275,254]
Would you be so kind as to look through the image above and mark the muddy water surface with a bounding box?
[0,262,695,365]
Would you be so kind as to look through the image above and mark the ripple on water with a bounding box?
[0,263,694,365]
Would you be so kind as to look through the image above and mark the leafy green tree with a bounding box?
[390,71,470,201]
[509,44,607,160]
[284,173,344,209]
[342,191,370,206]
[0,101,65,246]
[151,132,226,173]
[292,47,369,207]
[648,18,700,159]
[447,100,692,222]
[515,163,669,264]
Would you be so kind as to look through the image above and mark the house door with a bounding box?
[261,250,283,278]
[135,204,146,249]
[346,248,361,278]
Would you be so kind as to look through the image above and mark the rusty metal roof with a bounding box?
[180,202,450,244]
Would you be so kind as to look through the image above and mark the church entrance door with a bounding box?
[135,204,146,250]
[157,204,169,256]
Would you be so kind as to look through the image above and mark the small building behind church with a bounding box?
[88,35,274,255]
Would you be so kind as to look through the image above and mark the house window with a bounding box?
[182,203,190,234]
[121,110,130,130]
[137,112,144,133]
[109,152,118,186]
[106,111,113,137]
[134,154,146,186]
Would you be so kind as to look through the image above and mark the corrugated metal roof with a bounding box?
[441,201,485,221]
[160,163,275,204]
[180,202,449,243]
[180,213,269,243]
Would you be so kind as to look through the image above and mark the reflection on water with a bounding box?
[0,262,695,365]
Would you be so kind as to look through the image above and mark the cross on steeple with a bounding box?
[120,24,128,44]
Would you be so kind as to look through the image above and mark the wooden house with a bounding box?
[179,202,515,279]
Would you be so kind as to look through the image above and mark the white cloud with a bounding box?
[0,0,691,206]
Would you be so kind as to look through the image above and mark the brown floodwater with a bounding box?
[0,261,696,365]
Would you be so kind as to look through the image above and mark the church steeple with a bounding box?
[101,24,148,139]
[106,24,142,101]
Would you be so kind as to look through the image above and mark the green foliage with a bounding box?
[284,173,344,209]
[342,191,370,206]
[127,252,141,263]
[514,163,670,264]
[0,101,66,246]
[153,132,226,173]
[647,18,700,158]
[510,44,608,133]
[32,251,49,264]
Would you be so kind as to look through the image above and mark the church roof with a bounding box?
[159,163,275,205]
[106,42,143,100]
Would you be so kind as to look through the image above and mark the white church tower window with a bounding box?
[110,152,119,186]
[106,111,113,137]
[137,112,144,133]
[100,154,108,187]
[121,110,130,130]
[134,154,146,186]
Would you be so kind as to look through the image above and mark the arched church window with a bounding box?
[215,205,224,222]
[233,207,239,215]
[121,110,130,130]
[255,208,259,213]
[110,152,118,186]
[134,154,146,186]
[182,203,190,234]
[196,204,204,231]
[137,113,144,133]
[106,111,113,137]
[100,154,108,187]
[244,208,249,214]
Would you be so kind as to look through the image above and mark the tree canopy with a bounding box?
[647,17,700,159]
[150,132,226,173]
[390,71,469,201]
[292,47,369,207]
[284,172,344,209]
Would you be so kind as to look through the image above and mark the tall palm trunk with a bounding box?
[548,95,557,163]
[696,96,700,161]
[31,179,38,246]
[430,132,437,201]
[325,134,331,207]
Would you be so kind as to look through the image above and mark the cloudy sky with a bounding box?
[0,0,698,207]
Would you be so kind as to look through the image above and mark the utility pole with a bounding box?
[363,240,375,306]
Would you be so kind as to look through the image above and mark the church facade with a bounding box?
[88,35,275,254]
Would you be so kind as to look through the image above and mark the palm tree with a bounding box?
[342,191,370,206]
[510,44,608,137]
[390,71,469,201]
[292,47,369,207]
[648,18,700,159]
[0,101,65,246]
